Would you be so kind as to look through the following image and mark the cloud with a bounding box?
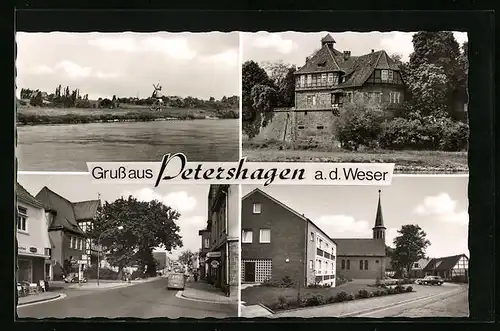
[122,188,197,213]
[55,60,92,78]
[251,33,298,54]
[88,36,197,60]
[414,193,469,225]
[380,32,414,62]
[314,214,372,238]
[200,49,238,66]
[164,215,205,259]
[30,65,55,75]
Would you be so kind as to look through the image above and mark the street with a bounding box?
[267,283,468,318]
[17,278,237,319]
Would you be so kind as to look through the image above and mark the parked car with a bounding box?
[64,274,88,283]
[166,272,185,290]
[415,276,444,285]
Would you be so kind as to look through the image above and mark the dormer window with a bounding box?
[317,60,327,67]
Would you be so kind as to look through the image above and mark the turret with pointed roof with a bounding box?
[372,190,386,242]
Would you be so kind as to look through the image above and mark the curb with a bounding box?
[176,290,238,306]
[17,293,65,307]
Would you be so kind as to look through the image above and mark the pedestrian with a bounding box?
[193,271,198,282]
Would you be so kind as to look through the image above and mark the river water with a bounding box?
[17,119,239,171]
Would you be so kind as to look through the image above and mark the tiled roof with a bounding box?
[321,34,336,43]
[295,45,343,74]
[296,38,400,88]
[35,187,99,235]
[331,238,386,257]
[16,183,44,208]
[243,188,337,246]
[422,254,468,272]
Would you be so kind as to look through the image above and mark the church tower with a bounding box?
[372,190,386,242]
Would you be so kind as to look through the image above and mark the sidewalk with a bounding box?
[18,292,62,306]
[240,302,273,318]
[180,281,237,304]
[67,276,160,290]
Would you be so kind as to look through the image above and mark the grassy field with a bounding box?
[243,139,468,174]
[242,282,372,310]
[17,106,238,125]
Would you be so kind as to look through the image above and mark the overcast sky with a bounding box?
[16,32,239,100]
[17,174,208,260]
[242,31,468,66]
[243,176,469,258]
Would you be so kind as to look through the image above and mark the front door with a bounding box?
[244,262,256,282]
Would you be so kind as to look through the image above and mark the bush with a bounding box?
[84,265,120,280]
[375,277,381,287]
[346,293,355,301]
[305,294,326,307]
[275,295,289,310]
[373,290,382,297]
[280,276,294,288]
[130,269,146,280]
[335,105,384,151]
[387,287,397,295]
[406,286,414,292]
[379,289,388,296]
[299,297,309,307]
[356,289,370,299]
[394,285,405,293]
[336,276,349,286]
[335,291,349,302]
[440,119,469,151]
[327,296,336,304]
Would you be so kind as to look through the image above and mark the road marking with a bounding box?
[348,288,465,317]
[17,293,67,308]
[175,291,237,306]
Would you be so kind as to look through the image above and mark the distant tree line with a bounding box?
[19,86,239,112]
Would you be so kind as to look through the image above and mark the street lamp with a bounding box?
[97,225,124,286]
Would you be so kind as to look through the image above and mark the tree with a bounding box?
[29,91,43,107]
[88,196,183,277]
[178,249,195,267]
[406,31,467,120]
[262,60,297,107]
[391,224,431,277]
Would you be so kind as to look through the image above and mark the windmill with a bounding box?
[151,83,164,111]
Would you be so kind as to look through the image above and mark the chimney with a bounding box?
[343,51,351,60]
[371,49,375,53]
[306,56,310,63]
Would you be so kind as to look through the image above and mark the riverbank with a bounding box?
[17,106,238,125]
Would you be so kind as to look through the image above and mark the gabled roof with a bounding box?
[412,258,432,270]
[295,44,343,75]
[337,50,400,88]
[243,188,337,246]
[321,34,336,43]
[16,183,44,209]
[35,186,99,235]
[422,254,468,272]
[331,238,386,257]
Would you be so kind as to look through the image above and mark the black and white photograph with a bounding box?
[16,32,240,171]
[239,176,469,318]
[16,174,239,318]
[241,31,469,174]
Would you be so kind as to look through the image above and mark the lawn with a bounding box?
[242,282,372,309]
[243,140,468,174]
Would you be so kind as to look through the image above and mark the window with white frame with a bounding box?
[312,95,317,106]
[17,206,28,232]
[79,238,83,250]
[306,75,312,86]
[388,70,394,81]
[327,73,333,85]
[204,238,210,248]
[253,203,261,214]
[381,70,388,81]
[309,260,313,269]
[259,229,271,243]
[242,230,253,243]
[333,74,339,86]
[310,232,314,241]
[321,74,327,86]
[300,75,305,87]
[390,91,401,104]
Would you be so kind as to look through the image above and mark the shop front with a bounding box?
[17,250,48,284]
[206,250,223,290]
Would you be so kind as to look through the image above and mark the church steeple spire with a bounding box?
[373,190,386,241]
